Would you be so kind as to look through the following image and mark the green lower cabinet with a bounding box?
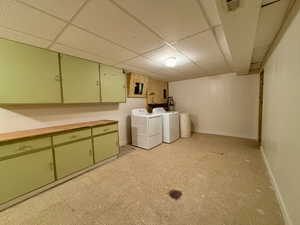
[93,132,119,163]
[0,125,120,205]
[100,64,126,103]
[54,139,94,179]
[0,149,55,204]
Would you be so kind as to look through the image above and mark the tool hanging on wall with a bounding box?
[167,96,175,111]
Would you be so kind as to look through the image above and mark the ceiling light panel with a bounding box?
[143,45,205,75]
[56,25,137,62]
[0,0,66,40]
[113,0,209,42]
[18,0,87,21]
[72,0,164,53]
[165,57,177,67]
[123,55,180,77]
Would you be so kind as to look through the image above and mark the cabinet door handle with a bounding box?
[89,149,93,156]
[103,128,110,132]
[96,80,100,86]
[70,135,78,139]
[55,75,61,82]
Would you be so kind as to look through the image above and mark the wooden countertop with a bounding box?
[0,120,118,143]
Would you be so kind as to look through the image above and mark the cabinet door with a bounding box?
[93,132,119,163]
[0,39,61,104]
[0,149,55,204]
[100,65,126,102]
[61,54,100,103]
[54,139,93,179]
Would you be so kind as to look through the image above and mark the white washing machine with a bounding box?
[152,107,179,143]
[131,108,162,149]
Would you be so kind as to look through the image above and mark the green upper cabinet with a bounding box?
[0,39,61,104]
[60,54,100,103]
[100,65,126,103]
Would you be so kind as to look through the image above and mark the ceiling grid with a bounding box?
[46,0,91,48]
[0,0,292,80]
[195,0,232,72]
[0,0,229,79]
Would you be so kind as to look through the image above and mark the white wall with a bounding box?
[0,98,145,146]
[169,73,259,139]
[262,7,300,225]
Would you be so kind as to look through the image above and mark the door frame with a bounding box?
[258,69,264,145]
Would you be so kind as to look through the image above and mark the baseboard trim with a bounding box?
[260,146,293,225]
[193,131,257,141]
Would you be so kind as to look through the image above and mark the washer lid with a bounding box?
[131,108,149,115]
[153,107,178,115]
[153,107,166,114]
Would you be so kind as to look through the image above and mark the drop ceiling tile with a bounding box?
[114,0,209,42]
[56,25,137,62]
[117,63,163,79]
[200,0,221,26]
[50,43,117,65]
[214,26,233,66]
[255,0,290,48]
[143,45,205,75]
[0,0,66,40]
[203,59,231,75]
[0,26,51,48]
[117,63,150,74]
[168,73,201,81]
[251,45,269,63]
[177,65,205,76]
[124,56,164,73]
[124,56,178,77]
[250,62,262,72]
[174,30,228,73]
[158,68,181,76]
[18,0,87,21]
[73,0,163,53]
